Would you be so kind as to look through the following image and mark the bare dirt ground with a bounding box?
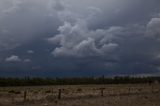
[0,84,160,106]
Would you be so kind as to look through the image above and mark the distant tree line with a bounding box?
[0,76,159,86]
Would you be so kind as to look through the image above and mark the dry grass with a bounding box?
[0,84,160,106]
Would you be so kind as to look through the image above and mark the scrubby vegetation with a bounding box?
[0,76,159,86]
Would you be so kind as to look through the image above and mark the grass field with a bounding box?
[0,84,160,106]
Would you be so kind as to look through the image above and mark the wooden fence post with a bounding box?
[52,89,54,94]
[24,90,27,102]
[58,89,62,100]
[152,85,154,93]
[100,88,105,97]
[128,87,130,93]
[101,89,104,96]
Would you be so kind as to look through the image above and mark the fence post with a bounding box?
[58,89,62,100]
[24,90,27,102]
[128,87,130,93]
[152,85,154,93]
[100,88,105,97]
[52,89,54,94]
[101,89,104,96]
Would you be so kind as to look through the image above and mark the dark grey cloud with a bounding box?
[0,0,60,51]
[0,0,160,77]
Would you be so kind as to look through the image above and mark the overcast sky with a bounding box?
[0,0,160,77]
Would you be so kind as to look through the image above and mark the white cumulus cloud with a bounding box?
[48,1,121,57]
[23,59,31,62]
[27,50,34,54]
[5,55,21,62]
[146,17,160,40]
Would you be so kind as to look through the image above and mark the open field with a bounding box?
[0,84,160,106]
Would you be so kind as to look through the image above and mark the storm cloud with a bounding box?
[0,0,160,77]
